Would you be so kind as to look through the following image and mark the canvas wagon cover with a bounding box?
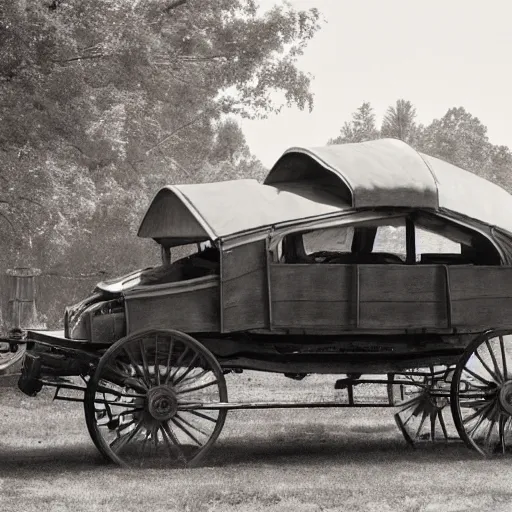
[137,180,348,242]
[266,139,512,234]
[138,138,512,242]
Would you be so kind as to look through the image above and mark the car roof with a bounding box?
[138,138,512,244]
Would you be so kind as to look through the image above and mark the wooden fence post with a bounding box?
[6,267,44,331]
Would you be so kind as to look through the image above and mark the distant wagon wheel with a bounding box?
[84,329,227,468]
[451,329,512,456]
[0,342,26,373]
[388,366,457,446]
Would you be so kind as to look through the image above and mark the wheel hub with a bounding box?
[146,386,178,421]
[499,381,512,416]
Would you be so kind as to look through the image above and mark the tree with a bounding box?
[415,107,491,177]
[381,99,417,144]
[328,101,512,193]
[328,102,379,144]
[210,119,250,165]
[0,0,322,274]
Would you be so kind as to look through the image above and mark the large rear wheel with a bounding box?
[451,330,512,456]
[84,329,227,468]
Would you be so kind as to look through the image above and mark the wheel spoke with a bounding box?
[414,410,429,440]
[103,364,147,392]
[485,340,503,383]
[499,415,507,454]
[475,349,501,384]
[184,409,218,423]
[466,402,494,437]
[437,409,449,441]
[178,368,209,388]
[96,383,145,401]
[177,379,219,395]
[172,416,203,446]
[499,336,508,381]
[155,335,160,386]
[175,413,209,437]
[483,416,498,454]
[461,366,493,387]
[396,395,422,414]
[462,403,493,426]
[110,417,145,454]
[161,422,187,464]
[163,336,175,385]
[174,353,200,386]
[168,347,190,384]
[459,399,493,409]
[430,410,437,441]
[95,398,141,409]
[123,347,150,387]
[139,340,152,386]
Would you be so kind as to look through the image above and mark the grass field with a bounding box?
[0,372,511,512]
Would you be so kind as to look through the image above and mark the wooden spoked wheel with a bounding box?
[388,366,457,445]
[451,330,512,456]
[84,329,227,468]
[0,342,26,373]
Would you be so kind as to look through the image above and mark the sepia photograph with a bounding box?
[1,1,512,510]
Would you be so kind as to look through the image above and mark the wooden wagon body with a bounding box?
[5,138,512,467]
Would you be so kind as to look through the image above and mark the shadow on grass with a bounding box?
[207,434,483,468]
[0,443,111,476]
[0,434,487,476]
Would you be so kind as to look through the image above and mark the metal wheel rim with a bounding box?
[84,329,227,468]
[451,329,512,457]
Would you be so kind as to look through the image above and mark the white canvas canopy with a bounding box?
[137,179,348,243]
[266,138,512,234]
[138,138,512,244]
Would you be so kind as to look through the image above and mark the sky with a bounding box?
[241,0,512,167]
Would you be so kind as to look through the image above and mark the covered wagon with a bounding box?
[6,138,512,466]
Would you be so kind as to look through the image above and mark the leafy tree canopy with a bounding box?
[0,0,321,273]
[328,101,512,192]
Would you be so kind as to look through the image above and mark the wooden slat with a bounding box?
[222,241,266,281]
[222,241,268,332]
[359,302,447,329]
[223,269,265,309]
[451,298,512,328]
[223,269,268,331]
[448,267,512,329]
[126,285,220,333]
[270,264,353,302]
[449,266,512,300]
[272,301,351,328]
[359,265,445,302]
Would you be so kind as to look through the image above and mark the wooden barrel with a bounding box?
[6,267,42,331]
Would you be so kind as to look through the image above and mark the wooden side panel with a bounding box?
[222,241,268,332]
[270,264,353,328]
[358,265,447,329]
[125,280,220,333]
[449,266,512,329]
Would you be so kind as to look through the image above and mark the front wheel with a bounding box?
[84,329,227,468]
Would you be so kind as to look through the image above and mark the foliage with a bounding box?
[328,102,512,192]
[328,102,379,144]
[380,99,417,144]
[0,0,321,276]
